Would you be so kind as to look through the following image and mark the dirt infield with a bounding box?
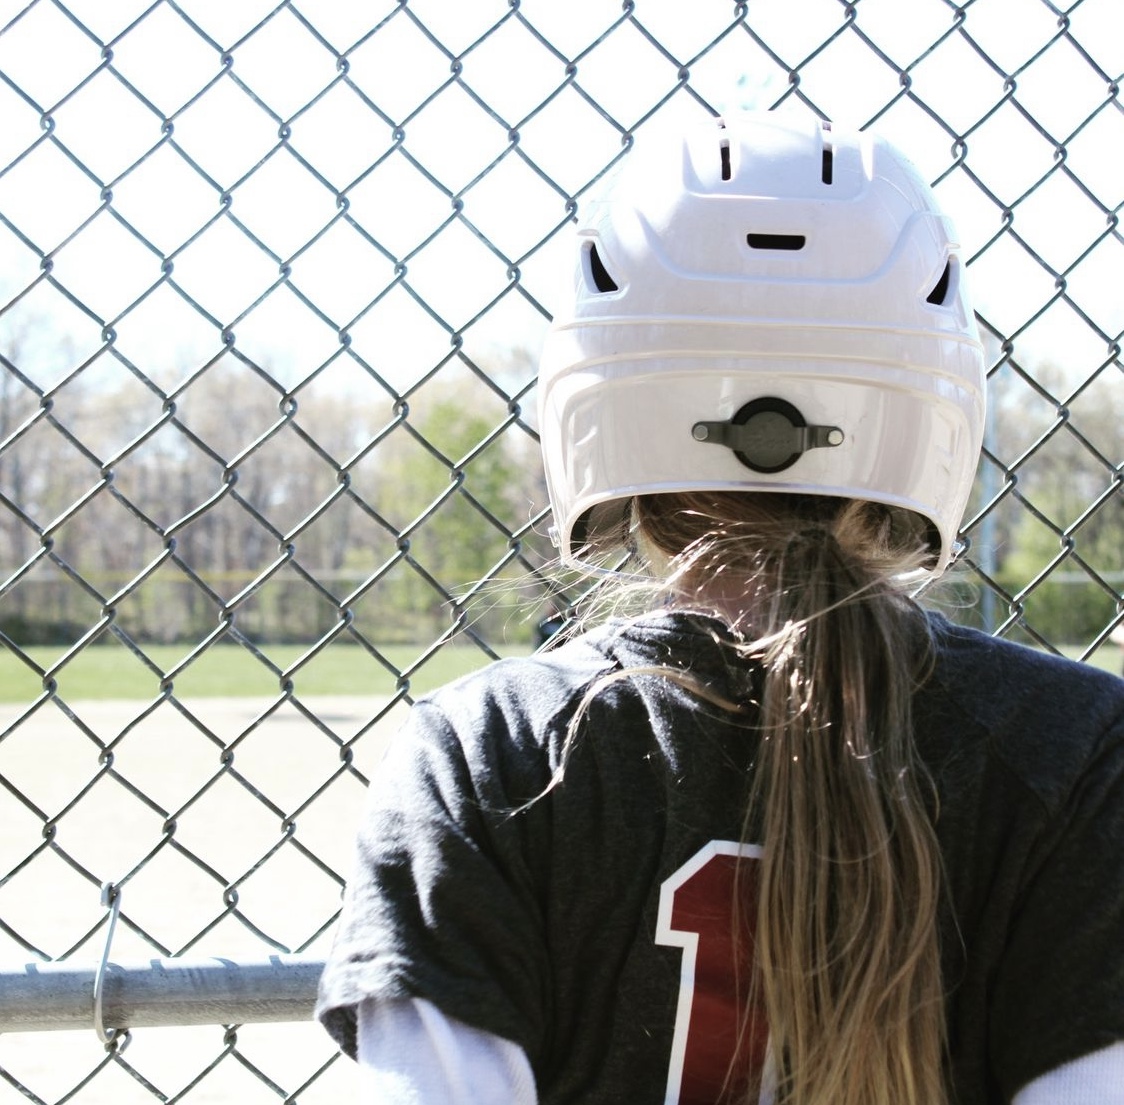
[0,695,401,1103]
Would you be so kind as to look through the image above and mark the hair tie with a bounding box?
[795,525,834,545]
[783,526,845,564]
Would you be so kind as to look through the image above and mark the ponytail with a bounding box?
[635,492,947,1105]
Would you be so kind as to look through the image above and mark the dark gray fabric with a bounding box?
[316,611,1124,1104]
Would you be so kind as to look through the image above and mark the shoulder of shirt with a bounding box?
[409,614,721,747]
[922,612,1124,805]
[926,612,1124,717]
[407,629,622,744]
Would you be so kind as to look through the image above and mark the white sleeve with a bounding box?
[357,996,539,1105]
[1012,1041,1124,1104]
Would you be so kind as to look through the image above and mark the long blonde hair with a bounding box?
[634,490,947,1105]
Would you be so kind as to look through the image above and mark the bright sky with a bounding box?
[0,0,1121,408]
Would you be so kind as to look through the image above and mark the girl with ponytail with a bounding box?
[634,492,946,1105]
[318,115,1124,1104]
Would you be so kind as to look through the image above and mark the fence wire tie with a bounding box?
[93,882,130,1054]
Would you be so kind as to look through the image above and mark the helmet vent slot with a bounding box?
[747,233,806,251]
[585,242,619,293]
[926,260,952,305]
[820,119,834,184]
[720,139,732,181]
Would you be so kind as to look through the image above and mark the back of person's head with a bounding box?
[538,110,984,577]
[538,113,987,1105]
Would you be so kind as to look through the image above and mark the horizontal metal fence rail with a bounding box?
[0,0,1121,1100]
[0,956,323,1035]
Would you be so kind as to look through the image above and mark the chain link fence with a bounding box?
[1,0,1121,1100]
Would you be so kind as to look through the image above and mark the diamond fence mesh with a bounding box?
[0,0,1121,1100]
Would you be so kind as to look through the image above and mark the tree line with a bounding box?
[1,338,1120,653]
[950,355,1122,649]
[0,346,559,651]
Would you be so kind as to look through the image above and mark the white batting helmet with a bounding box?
[538,112,986,573]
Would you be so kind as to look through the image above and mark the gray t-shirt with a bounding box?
[317,611,1124,1104]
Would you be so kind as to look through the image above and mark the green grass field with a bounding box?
[0,640,530,703]
[0,638,1118,704]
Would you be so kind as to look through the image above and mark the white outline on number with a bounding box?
[655,840,764,1105]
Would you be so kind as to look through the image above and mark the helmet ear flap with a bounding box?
[568,500,631,560]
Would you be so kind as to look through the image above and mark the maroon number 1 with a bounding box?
[655,841,769,1105]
